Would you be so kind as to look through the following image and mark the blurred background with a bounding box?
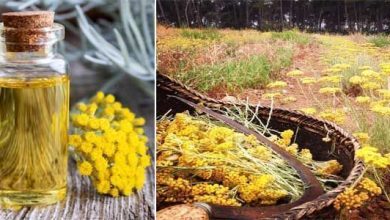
[0,0,155,106]
[158,0,390,33]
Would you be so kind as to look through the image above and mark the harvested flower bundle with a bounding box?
[157,112,343,207]
[69,92,151,197]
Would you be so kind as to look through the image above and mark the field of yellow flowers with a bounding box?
[157,25,390,218]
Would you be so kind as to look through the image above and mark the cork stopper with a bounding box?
[1,11,55,52]
[3,11,54,29]
[157,204,209,220]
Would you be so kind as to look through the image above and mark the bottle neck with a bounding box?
[0,43,57,63]
[0,22,64,63]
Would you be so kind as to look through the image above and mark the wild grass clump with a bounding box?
[181,28,222,41]
[272,47,294,73]
[180,55,271,92]
[271,30,310,45]
[369,35,390,48]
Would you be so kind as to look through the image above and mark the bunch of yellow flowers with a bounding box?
[157,113,343,206]
[69,92,151,197]
[334,178,381,210]
[356,145,390,169]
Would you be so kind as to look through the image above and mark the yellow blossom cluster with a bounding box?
[191,183,241,206]
[69,92,151,197]
[157,174,193,203]
[266,81,288,88]
[263,80,296,104]
[352,132,370,144]
[334,178,382,210]
[319,87,342,95]
[316,160,343,176]
[300,77,317,85]
[239,175,288,205]
[318,109,346,124]
[355,96,371,104]
[300,107,317,115]
[356,145,390,169]
[262,92,282,100]
[286,69,304,77]
[157,113,342,206]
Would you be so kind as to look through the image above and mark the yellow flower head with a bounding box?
[361,82,381,90]
[70,92,150,197]
[319,87,342,95]
[355,96,371,104]
[353,132,370,144]
[286,69,304,77]
[300,77,317,84]
[74,114,89,126]
[356,145,390,168]
[349,75,365,85]
[266,81,287,89]
[78,161,93,176]
[360,69,379,78]
[262,92,282,100]
[77,103,88,112]
[300,107,317,115]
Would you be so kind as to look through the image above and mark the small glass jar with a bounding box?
[0,14,69,206]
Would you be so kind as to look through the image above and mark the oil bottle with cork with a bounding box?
[0,11,69,206]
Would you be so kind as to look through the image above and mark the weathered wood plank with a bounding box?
[0,70,155,220]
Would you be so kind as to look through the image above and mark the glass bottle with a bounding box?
[0,11,69,206]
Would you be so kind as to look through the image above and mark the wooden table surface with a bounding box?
[0,63,156,220]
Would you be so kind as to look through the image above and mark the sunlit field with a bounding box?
[157,24,390,217]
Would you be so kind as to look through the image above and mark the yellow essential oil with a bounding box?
[0,76,69,206]
[0,11,70,207]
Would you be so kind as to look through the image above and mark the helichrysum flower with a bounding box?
[355,96,371,104]
[316,160,343,176]
[300,107,317,115]
[70,92,151,197]
[319,87,342,95]
[333,63,351,69]
[318,109,346,124]
[300,77,317,84]
[262,92,282,99]
[78,161,93,176]
[349,75,365,85]
[360,70,380,79]
[286,69,304,77]
[266,81,287,89]
[371,104,390,116]
[281,96,297,104]
[352,132,370,144]
[377,89,390,99]
[334,177,381,211]
[361,82,381,90]
[356,145,390,168]
[157,113,342,207]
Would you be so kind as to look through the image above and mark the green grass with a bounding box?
[178,47,294,93]
[271,30,310,45]
[180,55,271,92]
[369,35,390,48]
[369,117,390,153]
[272,47,294,73]
[181,29,222,41]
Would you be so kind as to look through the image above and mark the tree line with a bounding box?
[157,0,390,33]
